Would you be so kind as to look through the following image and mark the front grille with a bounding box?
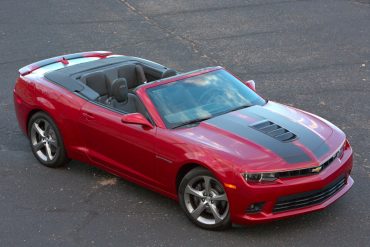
[321,146,342,170]
[278,167,319,178]
[273,176,346,212]
[250,120,297,142]
[275,143,345,179]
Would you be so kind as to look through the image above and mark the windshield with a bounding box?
[147,69,266,128]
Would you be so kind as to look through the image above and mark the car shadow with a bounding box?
[63,159,347,234]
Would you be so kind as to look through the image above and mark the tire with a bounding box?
[28,112,69,168]
[178,167,231,230]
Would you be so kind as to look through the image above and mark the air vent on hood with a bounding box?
[250,120,297,142]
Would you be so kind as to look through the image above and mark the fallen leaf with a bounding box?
[98,177,118,186]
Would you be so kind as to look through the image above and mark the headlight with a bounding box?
[242,172,278,183]
[336,141,346,159]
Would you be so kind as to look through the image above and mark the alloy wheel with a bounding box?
[183,175,229,225]
[30,118,59,162]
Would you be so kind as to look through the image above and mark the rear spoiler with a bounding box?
[18,51,113,76]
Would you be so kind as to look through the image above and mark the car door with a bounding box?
[79,101,161,187]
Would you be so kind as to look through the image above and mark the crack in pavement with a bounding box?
[198,30,281,41]
[0,19,140,26]
[237,61,369,76]
[119,0,222,66]
[148,0,303,17]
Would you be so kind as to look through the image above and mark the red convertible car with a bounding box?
[14,51,353,229]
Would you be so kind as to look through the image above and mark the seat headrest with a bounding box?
[135,65,147,84]
[81,72,108,96]
[112,78,128,103]
[117,65,136,88]
[161,69,177,79]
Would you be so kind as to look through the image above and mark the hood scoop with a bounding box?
[250,120,297,142]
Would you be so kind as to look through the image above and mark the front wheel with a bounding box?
[28,112,69,168]
[178,167,231,230]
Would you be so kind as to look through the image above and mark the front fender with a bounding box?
[172,143,240,203]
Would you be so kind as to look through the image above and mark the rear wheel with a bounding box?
[178,167,231,230]
[28,112,69,167]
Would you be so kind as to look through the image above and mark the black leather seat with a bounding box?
[110,78,148,116]
[117,64,147,92]
[80,72,110,103]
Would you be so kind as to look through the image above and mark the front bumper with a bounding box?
[228,145,353,225]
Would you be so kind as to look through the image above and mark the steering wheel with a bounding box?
[199,88,225,104]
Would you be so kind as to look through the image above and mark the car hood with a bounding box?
[174,101,340,172]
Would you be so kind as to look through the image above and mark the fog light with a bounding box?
[246,202,265,214]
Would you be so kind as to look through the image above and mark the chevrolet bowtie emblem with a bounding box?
[311,166,322,173]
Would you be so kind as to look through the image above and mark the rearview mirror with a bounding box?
[244,80,256,91]
[121,113,153,129]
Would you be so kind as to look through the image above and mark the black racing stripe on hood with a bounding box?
[206,111,312,164]
[246,106,330,159]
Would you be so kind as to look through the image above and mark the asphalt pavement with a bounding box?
[0,0,369,246]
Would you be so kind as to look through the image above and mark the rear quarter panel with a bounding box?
[14,76,35,135]
[14,74,88,162]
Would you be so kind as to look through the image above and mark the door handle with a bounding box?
[82,112,95,120]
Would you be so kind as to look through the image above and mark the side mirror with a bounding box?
[244,80,256,91]
[121,113,153,129]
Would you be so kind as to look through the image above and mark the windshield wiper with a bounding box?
[172,104,252,129]
[172,116,212,129]
[226,104,252,113]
